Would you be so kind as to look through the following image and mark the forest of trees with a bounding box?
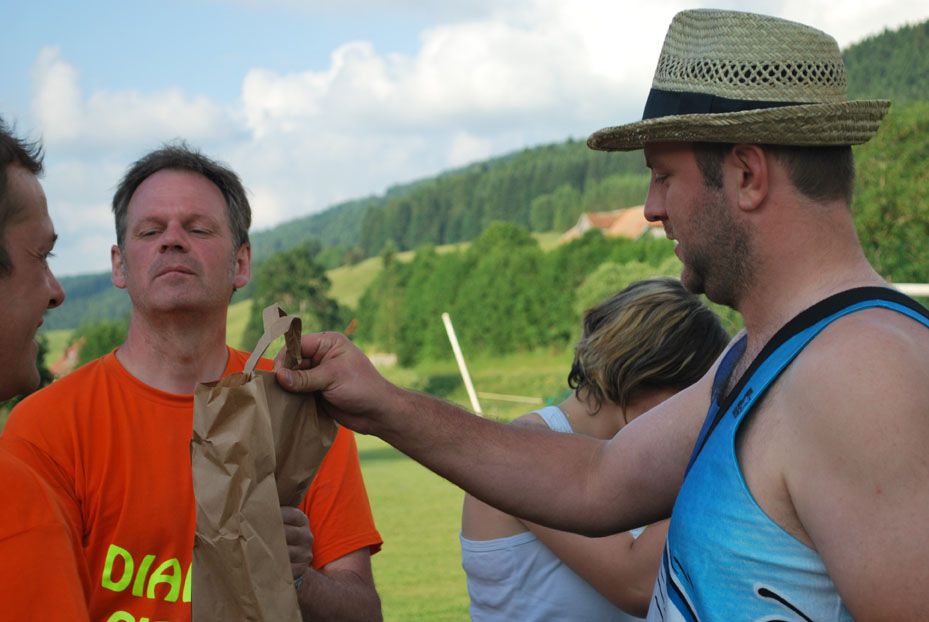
[48,17,929,368]
[844,20,929,103]
[354,225,709,365]
[242,240,348,348]
[355,144,646,257]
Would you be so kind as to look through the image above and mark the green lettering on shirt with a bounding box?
[101,543,189,605]
[131,554,156,597]
[147,558,182,603]
[102,544,134,592]
[183,562,191,603]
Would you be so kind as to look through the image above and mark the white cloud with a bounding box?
[448,132,493,168]
[31,48,83,143]
[32,47,238,153]
[26,0,929,276]
[246,184,286,230]
[771,0,929,47]
[41,159,122,278]
[240,6,652,136]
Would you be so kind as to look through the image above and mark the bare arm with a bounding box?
[278,332,715,535]
[460,414,666,615]
[297,549,381,622]
[784,313,929,619]
[525,520,667,617]
[283,506,381,621]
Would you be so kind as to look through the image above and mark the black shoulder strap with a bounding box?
[686,287,929,474]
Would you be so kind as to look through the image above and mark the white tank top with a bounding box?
[460,406,645,621]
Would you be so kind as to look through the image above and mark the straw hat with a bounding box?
[588,10,890,152]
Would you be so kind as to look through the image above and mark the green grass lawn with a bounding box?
[359,434,471,621]
[327,256,384,310]
[381,347,573,422]
[41,300,254,359]
[362,346,573,619]
[533,230,562,251]
[226,297,253,350]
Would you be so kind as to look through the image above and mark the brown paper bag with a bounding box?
[191,304,337,621]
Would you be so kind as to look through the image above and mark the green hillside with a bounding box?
[844,20,929,102]
[41,18,929,333]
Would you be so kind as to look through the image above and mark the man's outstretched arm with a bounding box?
[277,332,716,536]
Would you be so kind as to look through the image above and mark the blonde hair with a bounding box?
[568,277,729,412]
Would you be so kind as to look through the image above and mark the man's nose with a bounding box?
[47,271,65,310]
[643,192,664,223]
[159,222,189,252]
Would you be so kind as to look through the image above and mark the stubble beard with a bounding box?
[123,252,238,315]
[680,187,753,310]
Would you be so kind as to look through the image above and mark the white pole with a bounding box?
[442,312,482,415]
[895,283,929,297]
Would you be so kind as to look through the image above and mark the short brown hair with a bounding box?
[693,142,855,205]
[112,142,251,252]
[0,118,44,276]
[568,277,729,412]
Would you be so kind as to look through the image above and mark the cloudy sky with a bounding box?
[4,0,928,276]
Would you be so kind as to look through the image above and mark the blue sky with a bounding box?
[4,0,928,276]
[5,1,436,107]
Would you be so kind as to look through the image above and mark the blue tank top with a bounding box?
[648,288,929,621]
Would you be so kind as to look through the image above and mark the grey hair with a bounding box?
[111,141,251,251]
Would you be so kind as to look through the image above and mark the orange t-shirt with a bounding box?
[0,439,90,621]
[4,349,381,622]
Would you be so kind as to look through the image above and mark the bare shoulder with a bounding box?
[786,307,929,411]
[773,309,929,510]
[511,412,549,429]
[510,412,545,426]
[779,309,929,446]
[778,307,929,617]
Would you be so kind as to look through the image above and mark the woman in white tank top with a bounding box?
[460,277,729,621]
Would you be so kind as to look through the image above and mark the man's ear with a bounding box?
[111,245,127,289]
[729,144,769,213]
[233,243,251,290]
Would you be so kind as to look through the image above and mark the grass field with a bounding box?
[327,256,386,310]
[360,434,471,620]
[362,345,572,620]
[380,348,573,421]
[226,297,253,350]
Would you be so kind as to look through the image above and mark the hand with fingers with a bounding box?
[281,506,313,591]
[275,332,401,434]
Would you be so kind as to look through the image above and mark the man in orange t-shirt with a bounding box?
[0,119,88,619]
[6,143,382,621]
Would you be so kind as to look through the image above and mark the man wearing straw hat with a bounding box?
[278,9,929,621]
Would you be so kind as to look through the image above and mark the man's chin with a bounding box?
[680,266,705,296]
[2,367,41,402]
[148,294,225,315]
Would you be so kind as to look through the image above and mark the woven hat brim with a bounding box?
[587,100,891,152]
